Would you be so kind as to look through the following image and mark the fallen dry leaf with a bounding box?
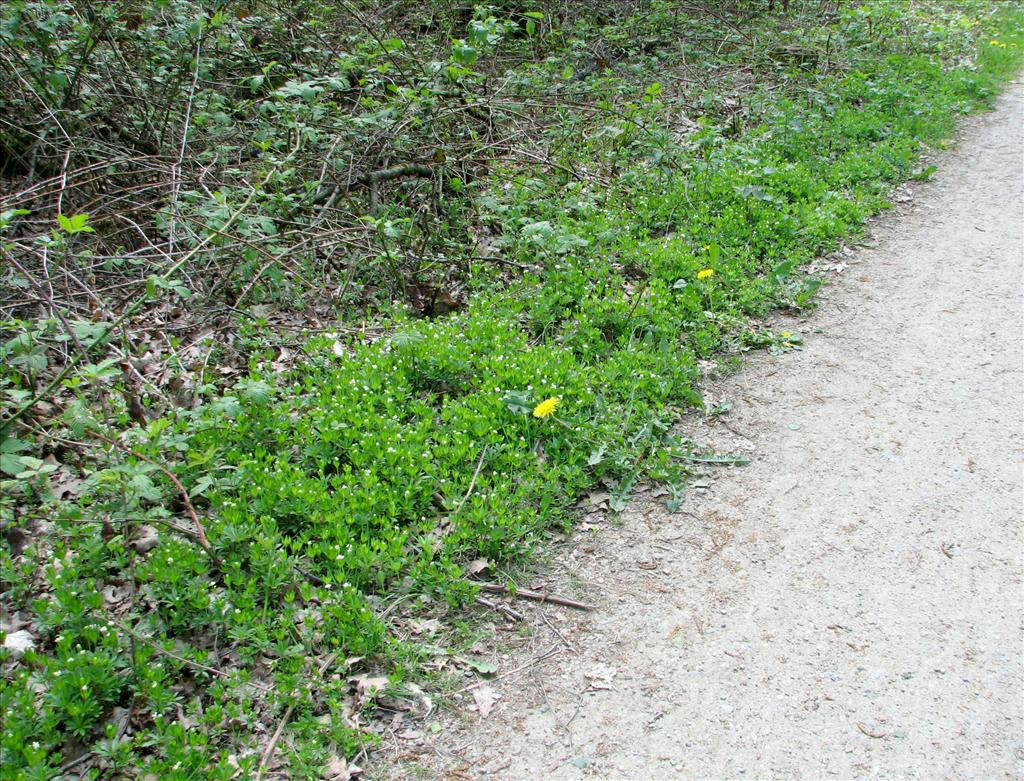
[472,684,500,718]
[2,630,35,659]
[225,754,243,780]
[326,754,363,780]
[409,618,441,635]
[132,525,160,553]
[175,703,197,730]
[101,584,128,606]
[378,682,434,718]
[350,674,389,707]
[584,663,618,691]
[270,346,292,373]
[50,465,83,500]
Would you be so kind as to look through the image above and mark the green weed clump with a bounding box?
[2,1,1023,776]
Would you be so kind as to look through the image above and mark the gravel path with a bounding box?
[381,82,1023,780]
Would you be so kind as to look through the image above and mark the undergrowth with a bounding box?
[2,1,1023,777]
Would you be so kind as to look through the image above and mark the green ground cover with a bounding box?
[2,1,1023,777]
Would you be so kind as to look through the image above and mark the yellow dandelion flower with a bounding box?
[781,331,792,339]
[697,268,715,280]
[990,39,1000,45]
[532,397,560,418]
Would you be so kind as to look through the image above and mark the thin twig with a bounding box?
[454,644,561,695]
[256,652,340,781]
[55,147,72,215]
[538,609,576,651]
[624,276,650,324]
[474,595,525,622]
[452,445,488,516]
[114,621,271,691]
[857,723,890,739]
[468,255,539,272]
[58,749,95,775]
[5,252,91,363]
[3,142,300,434]
[168,37,202,257]
[477,583,594,611]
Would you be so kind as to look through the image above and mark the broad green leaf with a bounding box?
[0,209,29,232]
[461,658,498,675]
[502,391,533,416]
[452,41,477,66]
[1,436,30,454]
[130,473,163,502]
[609,493,629,513]
[1,453,26,476]
[71,320,112,348]
[391,332,424,350]
[57,213,94,234]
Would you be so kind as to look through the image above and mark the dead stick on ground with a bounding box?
[539,609,576,652]
[857,723,889,739]
[454,644,561,695]
[256,652,340,781]
[478,583,594,611]
[475,595,525,622]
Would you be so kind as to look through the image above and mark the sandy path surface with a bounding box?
[381,83,1023,780]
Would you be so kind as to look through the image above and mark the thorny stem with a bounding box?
[88,430,211,550]
[168,37,202,257]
